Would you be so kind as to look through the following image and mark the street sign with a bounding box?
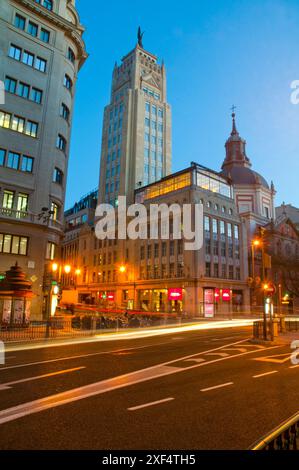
[264,282,276,296]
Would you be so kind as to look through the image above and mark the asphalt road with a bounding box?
[0,325,298,450]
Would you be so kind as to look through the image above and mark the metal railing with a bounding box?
[252,412,299,450]
[0,314,183,343]
[253,318,299,340]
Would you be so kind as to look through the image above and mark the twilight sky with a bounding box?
[66,0,299,209]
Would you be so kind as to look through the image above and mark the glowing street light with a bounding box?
[119,265,126,274]
[64,265,71,274]
[51,262,59,273]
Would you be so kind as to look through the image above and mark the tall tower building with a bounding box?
[0,0,87,318]
[98,29,172,205]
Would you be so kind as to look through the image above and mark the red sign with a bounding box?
[107,292,115,301]
[168,288,183,301]
[214,289,220,302]
[222,289,231,302]
[264,283,276,296]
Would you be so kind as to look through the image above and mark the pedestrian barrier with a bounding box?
[252,411,299,450]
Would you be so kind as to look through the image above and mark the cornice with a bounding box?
[12,0,88,69]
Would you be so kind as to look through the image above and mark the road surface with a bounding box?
[0,325,298,450]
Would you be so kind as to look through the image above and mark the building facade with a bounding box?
[98,31,172,206]
[70,163,250,317]
[0,0,87,318]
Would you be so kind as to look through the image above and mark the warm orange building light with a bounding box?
[253,239,261,247]
[75,268,81,276]
[119,265,126,274]
[51,262,58,273]
[64,265,71,274]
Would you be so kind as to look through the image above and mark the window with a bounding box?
[46,242,56,260]
[234,225,239,240]
[7,151,20,170]
[60,103,70,121]
[30,87,42,104]
[145,102,150,113]
[158,109,163,119]
[0,234,28,256]
[40,28,50,43]
[0,149,5,166]
[35,57,46,72]
[42,0,53,11]
[21,156,33,173]
[220,221,225,235]
[68,47,75,63]
[25,120,38,137]
[204,216,210,232]
[212,219,218,234]
[3,190,14,209]
[5,77,17,93]
[64,74,73,90]
[229,266,234,279]
[28,21,38,37]
[9,44,21,60]
[17,193,29,212]
[50,202,59,221]
[57,135,66,152]
[53,167,63,184]
[0,111,11,129]
[22,51,34,66]
[205,262,211,277]
[11,116,25,133]
[14,14,26,30]
[17,82,30,99]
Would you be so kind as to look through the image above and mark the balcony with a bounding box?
[0,206,62,231]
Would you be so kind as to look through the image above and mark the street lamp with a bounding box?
[251,239,261,278]
[119,265,126,274]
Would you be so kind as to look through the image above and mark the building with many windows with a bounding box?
[0,0,87,318]
[98,30,172,206]
[70,163,250,316]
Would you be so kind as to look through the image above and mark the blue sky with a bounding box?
[66,0,299,209]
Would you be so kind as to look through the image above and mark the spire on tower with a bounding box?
[230,105,238,136]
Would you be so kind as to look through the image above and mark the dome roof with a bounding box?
[221,111,270,190]
[221,166,269,189]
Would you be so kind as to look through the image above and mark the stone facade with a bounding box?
[98,38,172,206]
[0,0,87,318]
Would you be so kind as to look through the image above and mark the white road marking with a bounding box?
[205,352,230,358]
[222,347,247,353]
[0,340,185,372]
[185,358,206,364]
[289,364,299,369]
[128,397,174,411]
[0,340,281,425]
[0,334,252,372]
[0,367,85,391]
[253,371,278,379]
[201,382,234,392]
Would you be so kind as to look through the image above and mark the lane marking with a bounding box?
[289,364,299,369]
[0,335,251,372]
[0,341,281,425]
[253,371,278,379]
[128,397,174,411]
[222,347,247,353]
[253,353,292,364]
[0,367,85,391]
[201,382,234,392]
[205,352,230,358]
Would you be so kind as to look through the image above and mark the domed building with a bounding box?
[221,112,276,238]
